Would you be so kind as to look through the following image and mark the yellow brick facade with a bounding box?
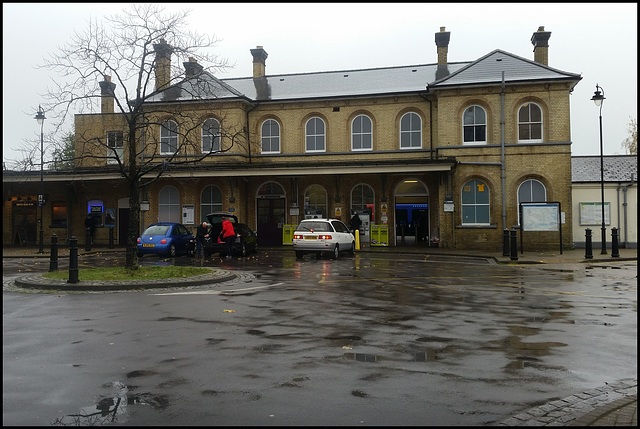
[3,27,581,251]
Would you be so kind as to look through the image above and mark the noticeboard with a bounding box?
[519,202,563,254]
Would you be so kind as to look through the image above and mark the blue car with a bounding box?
[136,222,195,257]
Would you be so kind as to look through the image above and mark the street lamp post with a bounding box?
[34,105,46,254]
[590,84,607,254]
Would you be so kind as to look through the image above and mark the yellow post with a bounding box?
[355,229,360,250]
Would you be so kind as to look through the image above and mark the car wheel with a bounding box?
[331,245,339,260]
[295,251,304,259]
[348,241,355,255]
[169,244,176,257]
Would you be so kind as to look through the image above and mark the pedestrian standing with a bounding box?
[220,216,236,259]
[195,221,210,258]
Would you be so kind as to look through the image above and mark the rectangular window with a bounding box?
[51,201,67,228]
[107,131,123,165]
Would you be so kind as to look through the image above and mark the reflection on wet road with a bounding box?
[3,252,636,426]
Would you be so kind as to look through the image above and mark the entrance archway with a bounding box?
[394,179,430,246]
[256,182,286,246]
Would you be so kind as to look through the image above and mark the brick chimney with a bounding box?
[435,26,450,66]
[531,26,551,66]
[98,75,116,114]
[435,27,451,80]
[250,46,268,78]
[153,38,173,91]
[183,57,204,78]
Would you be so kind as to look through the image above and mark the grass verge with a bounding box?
[43,266,211,281]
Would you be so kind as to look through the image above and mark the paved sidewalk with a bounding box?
[3,244,637,426]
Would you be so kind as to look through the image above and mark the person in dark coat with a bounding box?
[349,212,362,236]
[85,214,97,244]
[195,221,210,258]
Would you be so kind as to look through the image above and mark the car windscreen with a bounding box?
[143,225,170,235]
[296,222,331,232]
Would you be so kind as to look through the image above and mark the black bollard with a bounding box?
[585,228,593,259]
[611,227,620,258]
[68,236,79,284]
[109,227,114,249]
[85,227,91,251]
[49,234,58,272]
[502,228,510,256]
[509,228,518,261]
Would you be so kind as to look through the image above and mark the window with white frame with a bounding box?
[463,105,487,144]
[202,118,220,153]
[261,119,280,153]
[158,185,180,222]
[517,179,547,223]
[518,103,543,142]
[305,117,325,152]
[106,131,123,164]
[461,179,490,225]
[200,185,223,223]
[400,112,422,149]
[351,114,372,151]
[160,120,178,154]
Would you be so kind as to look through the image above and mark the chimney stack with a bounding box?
[153,38,173,91]
[531,26,551,66]
[99,75,116,114]
[184,57,204,78]
[250,46,268,78]
[435,26,450,66]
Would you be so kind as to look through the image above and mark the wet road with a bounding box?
[3,252,637,425]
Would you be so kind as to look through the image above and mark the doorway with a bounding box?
[256,182,286,246]
[394,179,430,246]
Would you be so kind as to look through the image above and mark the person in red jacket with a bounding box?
[220,216,236,259]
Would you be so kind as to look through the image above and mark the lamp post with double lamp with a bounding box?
[590,84,607,254]
[34,105,46,254]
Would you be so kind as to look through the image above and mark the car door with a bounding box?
[331,220,353,249]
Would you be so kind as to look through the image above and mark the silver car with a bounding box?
[292,218,356,259]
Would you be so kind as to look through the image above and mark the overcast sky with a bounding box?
[2,2,637,166]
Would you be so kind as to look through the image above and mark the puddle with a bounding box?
[52,376,167,426]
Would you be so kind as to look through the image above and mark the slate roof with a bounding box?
[146,48,581,104]
[430,49,581,89]
[572,155,638,183]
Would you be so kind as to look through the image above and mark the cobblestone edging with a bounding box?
[498,378,637,426]
[12,268,236,292]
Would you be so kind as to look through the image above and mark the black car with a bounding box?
[204,212,258,257]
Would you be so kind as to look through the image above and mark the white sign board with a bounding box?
[521,203,559,231]
[182,205,195,225]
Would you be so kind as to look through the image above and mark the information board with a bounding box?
[579,202,611,226]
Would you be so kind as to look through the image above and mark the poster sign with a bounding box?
[182,205,194,225]
[579,202,610,226]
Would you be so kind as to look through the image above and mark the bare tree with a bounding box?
[622,117,637,155]
[36,4,237,269]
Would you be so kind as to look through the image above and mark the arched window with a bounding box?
[158,185,180,222]
[400,112,422,149]
[305,117,325,152]
[518,102,543,142]
[261,119,280,153]
[352,114,372,151]
[160,120,178,154]
[304,185,327,218]
[202,118,220,153]
[200,185,223,223]
[461,179,490,225]
[463,105,487,144]
[517,179,547,223]
[351,184,375,219]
